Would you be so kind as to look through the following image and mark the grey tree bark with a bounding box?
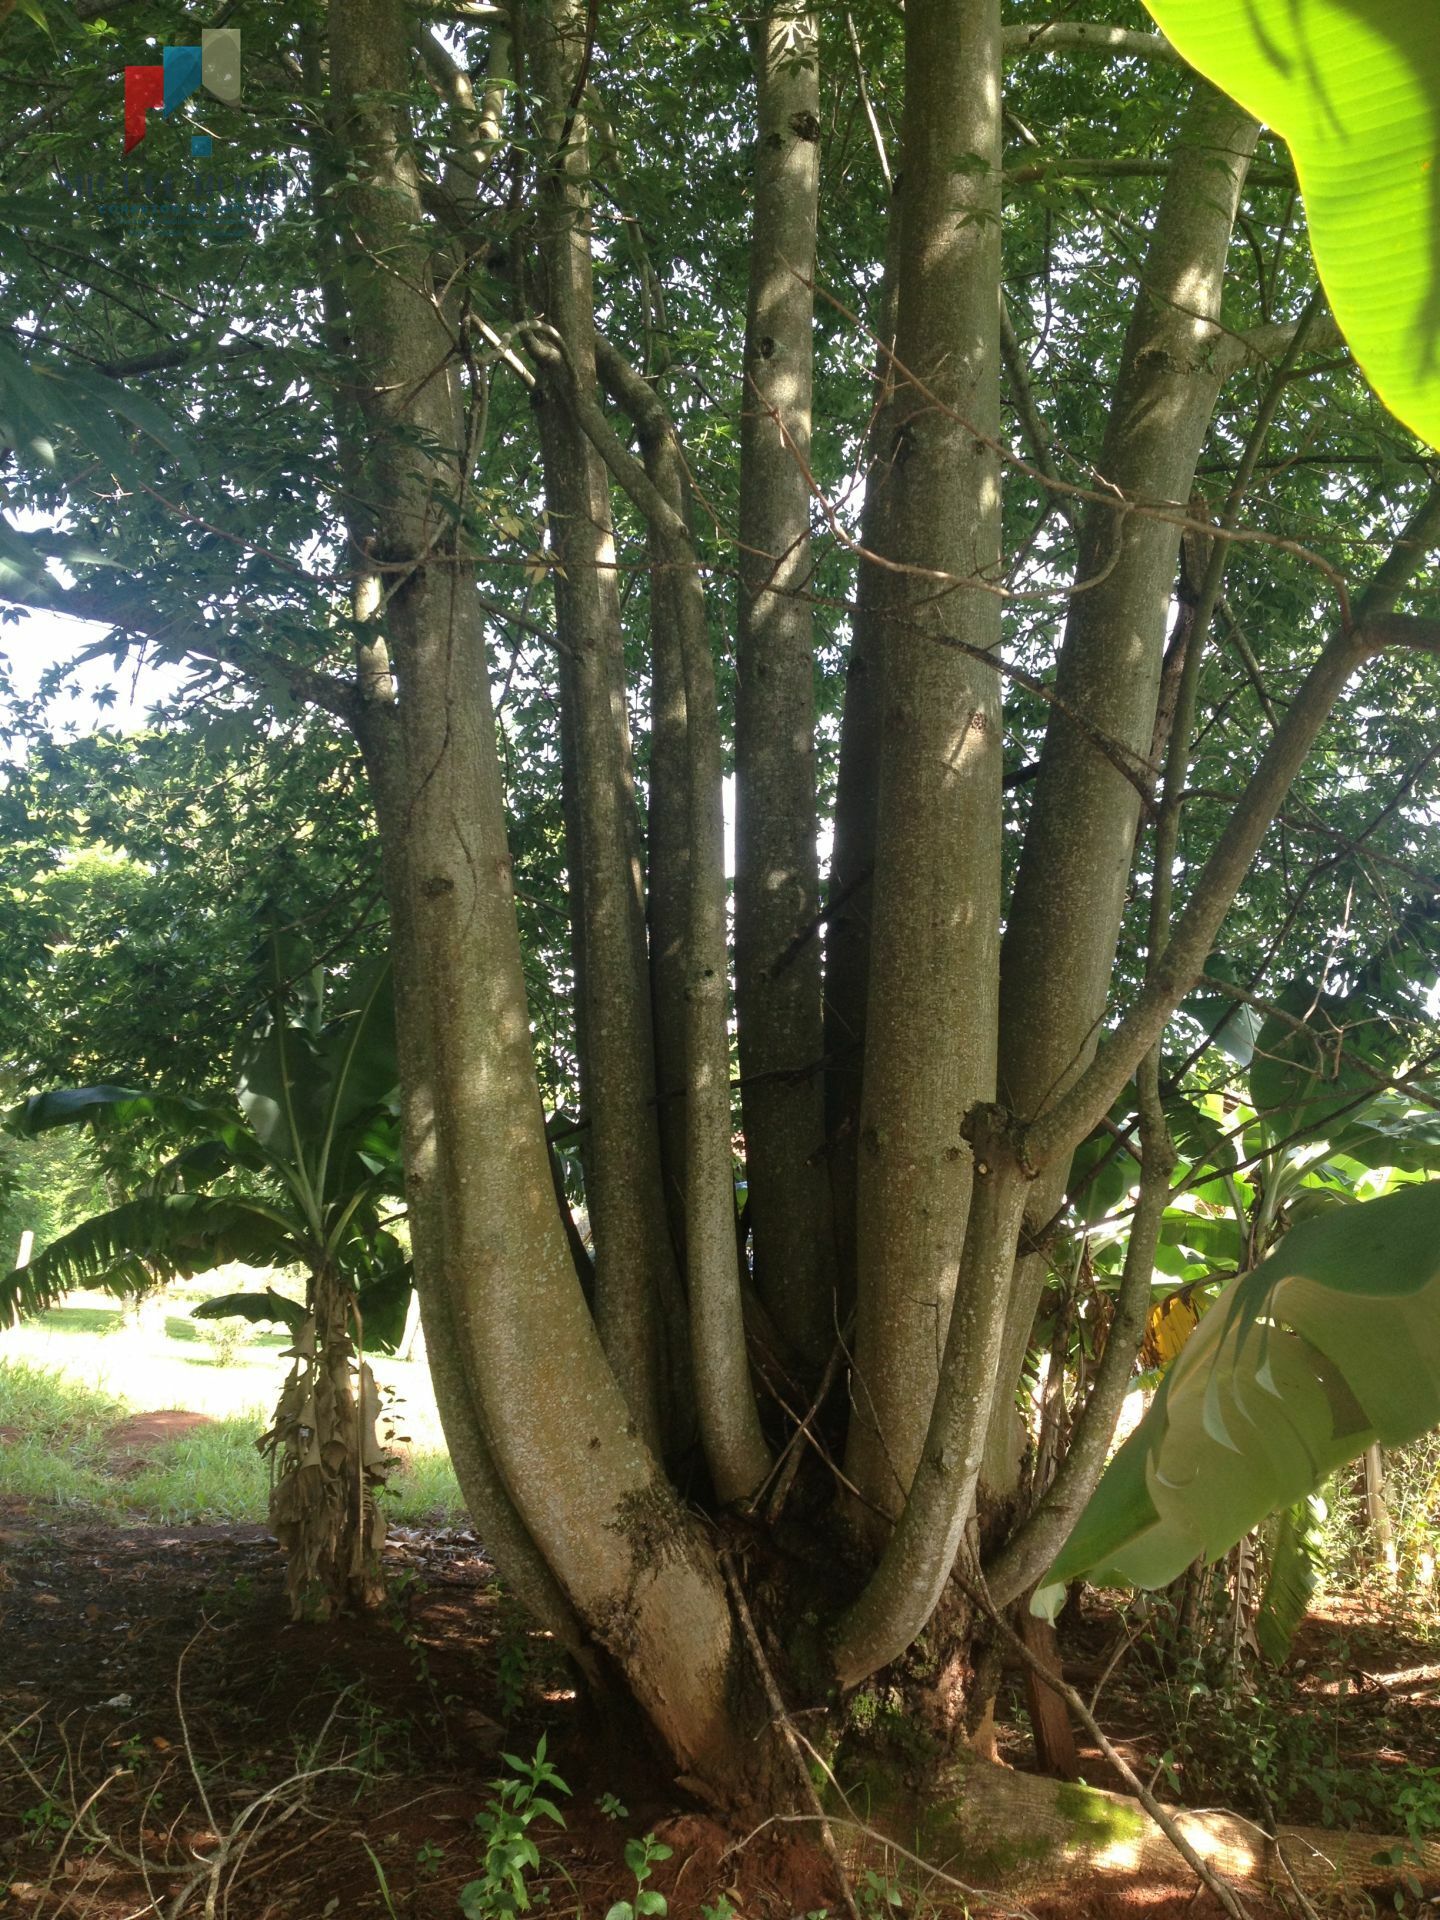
[327,0,769,1796]
[824,231,899,1323]
[529,0,679,1452]
[841,0,1005,1526]
[984,84,1261,1494]
[733,4,836,1372]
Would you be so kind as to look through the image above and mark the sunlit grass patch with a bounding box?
[0,1356,119,1440]
[120,1415,271,1524]
[0,1362,121,1509]
[386,1448,467,1526]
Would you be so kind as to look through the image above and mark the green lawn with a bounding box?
[0,1278,467,1528]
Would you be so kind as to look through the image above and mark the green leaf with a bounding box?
[314,958,398,1190]
[0,1193,297,1325]
[192,1286,306,1333]
[1254,1493,1327,1663]
[63,366,201,475]
[6,1084,229,1139]
[12,0,56,44]
[1142,0,1440,447]
[237,1016,326,1191]
[0,516,46,587]
[353,1260,412,1354]
[0,332,197,482]
[1040,1179,1440,1601]
[1328,1097,1440,1173]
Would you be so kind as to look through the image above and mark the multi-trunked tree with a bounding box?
[5,0,1440,1808]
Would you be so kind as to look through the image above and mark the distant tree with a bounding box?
[0,722,383,1101]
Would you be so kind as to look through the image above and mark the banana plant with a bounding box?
[1141,0,1440,449]
[1,955,408,1621]
[1033,950,1440,1646]
[1036,1168,1440,1618]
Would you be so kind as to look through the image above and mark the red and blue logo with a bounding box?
[124,29,240,155]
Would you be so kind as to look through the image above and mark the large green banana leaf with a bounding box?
[1036,1178,1440,1613]
[0,1193,299,1324]
[1143,0,1440,449]
[8,1084,231,1138]
[236,958,397,1212]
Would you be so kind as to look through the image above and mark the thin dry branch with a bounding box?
[956,1566,1253,1920]
[720,1554,864,1920]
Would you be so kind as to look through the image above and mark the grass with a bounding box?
[0,1282,469,1528]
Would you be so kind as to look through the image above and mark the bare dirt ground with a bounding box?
[2,1421,1434,1920]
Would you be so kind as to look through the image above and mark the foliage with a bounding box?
[0,954,407,1338]
[0,954,412,1616]
[0,1126,109,1272]
[460,1739,571,1920]
[1141,1605,1440,1846]
[1253,1493,1328,1664]
[1041,1180,1440,1609]
[605,1833,674,1920]
[0,727,385,1114]
[1143,0,1440,447]
[1322,1433,1440,1593]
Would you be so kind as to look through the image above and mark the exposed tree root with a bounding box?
[832,1756,1440,1902]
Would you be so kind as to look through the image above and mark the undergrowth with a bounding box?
[1142,1617,1440,1856]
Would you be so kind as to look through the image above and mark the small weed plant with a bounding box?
[21,1795,70,1835]
[459,1736,570,1920]
[494,1600,536,1721]
[605,1831,673,1920]
[855,1869,903,1920]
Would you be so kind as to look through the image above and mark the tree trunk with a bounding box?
[983,82,1260,1498]
[1363,1442,1398,1576]
[328,0,774,1800]
[734,4,835,1373]
[825,225,900,1327]
[587,339,775,1507]
[842,0,1005,1526]
[530,0,679,1454]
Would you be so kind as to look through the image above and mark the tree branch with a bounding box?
[1021,485,1440,1174]
[3,570,357,725]
[1001,22,1178,63]
[532,318,772,1500]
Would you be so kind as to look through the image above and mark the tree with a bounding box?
[2,0,1440,1810]
[0,718,385,1103]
